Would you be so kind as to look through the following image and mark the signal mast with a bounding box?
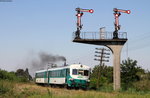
[113,8,131,39]
[75,8,94,39]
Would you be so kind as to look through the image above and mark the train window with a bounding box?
[49,71,51,77]
[36,72,45,78]
[62,69,66,77]
[84,70,89,76]
[66,69,70,74]
[78,69,84,75]
[72,69,77,75]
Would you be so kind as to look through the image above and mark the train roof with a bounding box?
[35,69,47,73]
[35,64,90,73]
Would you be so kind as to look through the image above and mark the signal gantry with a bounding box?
[73,8,131,91]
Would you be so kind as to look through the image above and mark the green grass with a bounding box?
[0,81,150,98]
[0,80,14,95]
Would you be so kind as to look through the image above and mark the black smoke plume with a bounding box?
[39,52,66,63]
[27,51,66,76]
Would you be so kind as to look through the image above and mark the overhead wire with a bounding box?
[124,32,150,52]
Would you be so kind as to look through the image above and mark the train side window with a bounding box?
[67,69,70,74]
[49,71,51,77]
[62,69,66,77]
[72,69,77,75]
[36,72,45,78]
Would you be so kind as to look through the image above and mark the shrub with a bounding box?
[133,80,150,91]
[0,69,18,81]
[0,69,29,83]
[0,80,14,95]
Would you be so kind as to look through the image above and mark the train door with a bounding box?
[47,71,50,84]
[66,68,70,84]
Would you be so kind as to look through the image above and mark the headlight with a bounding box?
[69,78,74,81]
[86,80,90,82]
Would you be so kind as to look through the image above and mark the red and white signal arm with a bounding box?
[79,8,94,13]
[114,8,131,14]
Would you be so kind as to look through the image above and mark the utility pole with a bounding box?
[94,48,110,89]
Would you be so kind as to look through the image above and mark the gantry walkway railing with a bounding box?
[73,31,127,40]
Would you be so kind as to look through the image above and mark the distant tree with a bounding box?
[133,70,150,91]
[0,68,32,82]
[121,58,145,89]
[15,69,25,77]
[90,64,113,89]
[15,68,32,81]
[90,58,148,91]
[0,69,17,81]
[25,68,32,81]
[147,71,150,80]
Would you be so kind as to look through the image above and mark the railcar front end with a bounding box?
[67,64,91,89]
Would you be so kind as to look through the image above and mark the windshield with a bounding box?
[72,69,78,75]
[78,69,84,75]
[72,69,89,76]
[84,70,89,76]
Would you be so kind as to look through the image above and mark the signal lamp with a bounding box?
[89,9,94,13]
[115,14,118,17]
[77,13,81,17]
[126,10,131,14]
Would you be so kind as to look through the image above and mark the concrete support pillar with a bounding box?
[107,45,123,91]
[73,37,127,91]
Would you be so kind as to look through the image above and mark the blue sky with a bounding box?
[0,0,150,73]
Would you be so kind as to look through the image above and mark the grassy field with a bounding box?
[0,81,150,98]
